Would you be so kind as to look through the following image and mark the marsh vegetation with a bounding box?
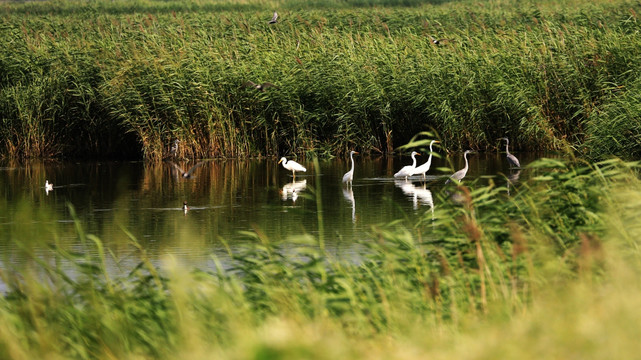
[1,0,640,160]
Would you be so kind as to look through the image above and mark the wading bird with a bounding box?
[499,137,520,168]
[342,150,358,185]
[45,180,53,192]
[430,35,452,45]
[413,140,440,180]
[268,11,278,24]
[394,151,421,180]
[183,201,189,214]
[446,150,474,184]
[170,160,209,179]
[243,81,278,92]
[279,157,306,179]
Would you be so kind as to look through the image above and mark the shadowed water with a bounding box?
[0,151,547,275]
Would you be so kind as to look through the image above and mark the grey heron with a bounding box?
[446,150,475,184]
[499,137,520,168]
[170,160,209,179]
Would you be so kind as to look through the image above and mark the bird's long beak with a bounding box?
[278,159,283,164]
[354,151,359,154]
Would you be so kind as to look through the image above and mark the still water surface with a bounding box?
[0,152,544,272]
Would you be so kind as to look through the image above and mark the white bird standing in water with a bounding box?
[342,150,358,185]
[446,150,475,184]
[279,157,306,179]
[45,180,53,192]
[499,137,521,168]
[394,151,421,180]
[413,140,440,180]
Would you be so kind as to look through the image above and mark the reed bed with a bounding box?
[1,157,640,359]
[1,0,640,159]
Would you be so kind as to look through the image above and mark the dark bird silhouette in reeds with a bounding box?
[243,81,278,92]
[268,11,278,24]
[169,160,209,179]
[430,35,452,45]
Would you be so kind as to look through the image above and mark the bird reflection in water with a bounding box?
[506,170,521,196]
[395,180,435,220]
[281,179,307,202]
[342,186,356,223]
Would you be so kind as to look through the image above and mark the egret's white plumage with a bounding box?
[394,151,420,180]
[413,140,440,180]
[500,137,520,168]
[342,151,358,185]
[279,157,306,178]
[446,150,474,184]
[45,180,53,191]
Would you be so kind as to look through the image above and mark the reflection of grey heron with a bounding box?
[413,140,440,180]
[499,137,521,168]
[507,170,521,197]
[342,151,358,185]
[394,151,420,180]
[281,179,307,201]
[170,160,209,179]
[446,150,474,184]
[279,157,306,179]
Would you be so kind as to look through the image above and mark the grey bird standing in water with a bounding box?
[170,139,180,158]
[243,81,278,92]
[446,150,475,184]
[268,11,278,24]
[499,137,521,168]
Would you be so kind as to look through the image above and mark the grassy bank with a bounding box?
[1,157,640,358]
[1,0,640,160]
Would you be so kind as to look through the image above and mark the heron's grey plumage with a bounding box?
[446,150,474,184]
[500,137,520,168]
[170,160,209,179]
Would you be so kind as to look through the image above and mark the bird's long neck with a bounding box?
[350,152,355,173]
[504,140,511,156]
[463,152,470,172]
[411,153,417,167]
[426,143,434,168]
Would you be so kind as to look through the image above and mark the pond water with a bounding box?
[0,151,545,274]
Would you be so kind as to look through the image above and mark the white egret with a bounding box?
[279,157,306,179]
[446,150,475,184]
[170,160,209,179]
[183,201,189,214]
[394,151,421,180]
[413,140,440,180]
[499,137,520,168]
[45,180,53,192]
[342,150,358,185]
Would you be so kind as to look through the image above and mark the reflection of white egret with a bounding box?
[342,151,358,185]
[45,180,53,195]
[281,179,307,201]
[279,157,306,179]
[342,186,356,223]
[499,137,521,168]
[446,150,474,184]
[413,140,440,180]
[394,151,420,180]
[394,180,434,219]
